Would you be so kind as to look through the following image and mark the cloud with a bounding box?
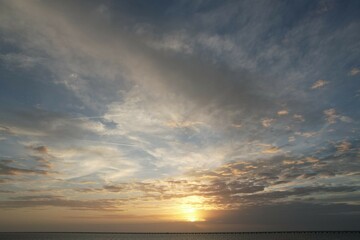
[336,141,351,153]
[103,185,125,192]
[295,131,318,138]
[0,53,42,69]
[323,108,352,124]
[165,120,204,129]
[30,146,48,154]
[148,30,193,54]
[35,157,53,170]
[0,107,106,139]
[0,195,123,211]
[349,67,360,76]
[0,179,9,184]
[288,136,296,142]
[277,110,288,116]
[311,80,328,89]
[182,150,360,207]
[305,157,319,163]
[261,118,274,128]
[293,114,305,122]
[262,146,281,154]
[0,190,14,193]
[48,145,140,182]
[0,162,48,176]
[231,123,242,128]
[324,108,337,124]
[0,0,271,123]
[231,186,359,205]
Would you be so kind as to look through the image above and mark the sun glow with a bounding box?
[183,205,198,222]
[177,196,207,222]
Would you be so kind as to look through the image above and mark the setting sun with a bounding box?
[183,206,197,222]
[181,205,204,222]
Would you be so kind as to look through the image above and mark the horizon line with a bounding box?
[1,231,359,234]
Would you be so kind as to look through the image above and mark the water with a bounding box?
[0,233,359,240]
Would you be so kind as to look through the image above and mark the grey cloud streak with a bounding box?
[0,195,123,211]
[0,162,48,176]
[0,107,105,139]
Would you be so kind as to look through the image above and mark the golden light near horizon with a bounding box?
[182,205,199,222]
[177,195,208,222]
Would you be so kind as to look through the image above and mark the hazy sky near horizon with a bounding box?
[0,0,359,232]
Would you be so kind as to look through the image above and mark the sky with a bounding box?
[0,0,359,232]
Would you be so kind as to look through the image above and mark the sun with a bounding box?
[182,205,199,222]
[188,216,197,222]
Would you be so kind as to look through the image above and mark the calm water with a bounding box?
[0,233,359,240]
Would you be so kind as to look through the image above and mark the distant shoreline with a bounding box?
[1,231,359,234]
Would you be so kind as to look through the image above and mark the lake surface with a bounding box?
[0,232,359,240]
